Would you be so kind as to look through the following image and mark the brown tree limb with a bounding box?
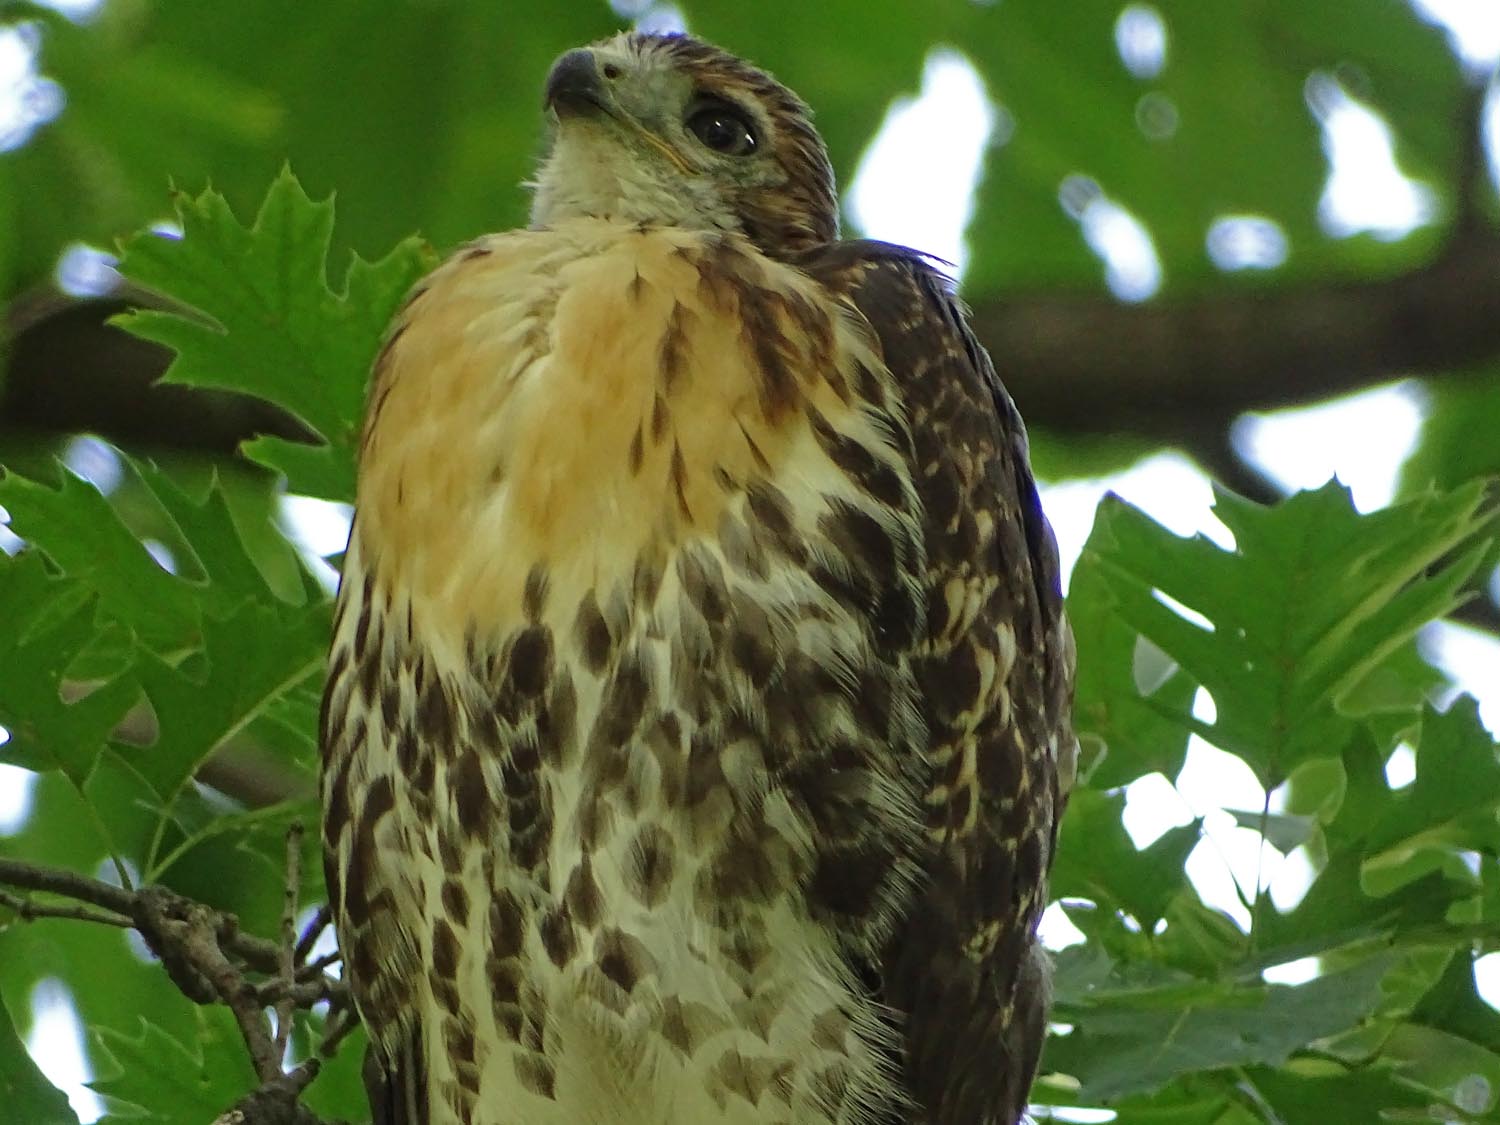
[977,223,1500,439]
[980,75,1500,439]
[0,839,351,1125]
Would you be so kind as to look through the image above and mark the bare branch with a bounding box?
[0,854,353,1125]
[294,905,332,964]
[274,823,306,1063]
[0,888,132,928]
[977,225,1500,439]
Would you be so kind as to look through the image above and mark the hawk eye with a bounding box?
[686,100,758,156]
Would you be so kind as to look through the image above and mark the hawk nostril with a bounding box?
[602,63,623,80]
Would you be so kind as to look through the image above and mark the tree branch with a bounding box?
[977,77,1500,439]
[976,225,1500,437]
[0,842,352,1125]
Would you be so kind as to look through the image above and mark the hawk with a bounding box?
[321,31,1074,1125]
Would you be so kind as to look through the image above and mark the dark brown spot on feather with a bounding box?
[574,592,614,673]
[537,675,576,766]
[719,509,769,581]
[453,749,489,837]
[539,905,576,967]
[514,1052,556,1099]
[745,483,803,562]
[682,729,727,809]
[494,999,523,1040]
[670,442,692,522]
[810,842,887,920]
[693,249,738,309]
[322,752,353,845]
[441,879,470,926]
[379,679,399,734]
[659,300,694,393]
[651,394,671,443]
[362,773,395,824]
[432,918,459,980]
[629,426,645,474]
[354,574,376,649]
[418,672,454,744]
[591,657,650,756]
[812,1008,851,1051]
[576,792,614,850]
[679,547,729,626]
[506,625,553,699]
[813,414,908,509]
[851,358,883,402]
[491,962,522,1011]
[826,503,898,589]
[563,856,602,930]
[738,421,771,474]
[923,638,981,726]
[739,289,799,421]
[596,927,654,993]
[729,600,778,687]
[502,741,540,796]
[624,824,676,907]
[490,889,525,959]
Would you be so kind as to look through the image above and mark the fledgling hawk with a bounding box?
[321,30,1074,1125]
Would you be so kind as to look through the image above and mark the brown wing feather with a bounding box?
[798,241,1075,1124]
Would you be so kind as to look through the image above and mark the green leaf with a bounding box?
[0,552,137,784]
[0,469,198,653]
[1051,788,1201,929]
[1255,719,1492,967]
[1046,955,1392,1101]
[1223,808,1317,853]
[1238,1062,1431,1125]
[90,1009,255,1123]
[1069,510,1197,789]
[1361,699,1500,898]
[1336,1022,1500,1118]
[1082,481,1495,788]
[114,168,435,501]
[1154,895,1249,978]
[299,1019,368,1122]
[128,599,327,876]
[0,989,78,1125]
[121,458,303,617]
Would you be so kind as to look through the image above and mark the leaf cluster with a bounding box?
[0,0,1496,1119]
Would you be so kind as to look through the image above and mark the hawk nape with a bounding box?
[320,30,1074,1125]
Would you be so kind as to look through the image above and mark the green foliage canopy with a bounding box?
[1,2,1498,1123]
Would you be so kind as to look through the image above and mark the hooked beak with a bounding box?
[544,49,607,119]
[542,46,695,175]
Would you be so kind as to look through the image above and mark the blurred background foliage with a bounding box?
[1,0,1499,1123]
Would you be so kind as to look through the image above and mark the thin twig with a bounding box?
[294,905,331,964]
[0,856,287,972]
[274,823,305,1063]
[0,888,133,928]
[316,1004,360,1061]
[0,856,136,914]
[0,852,355,1124]
[296,950,343,982]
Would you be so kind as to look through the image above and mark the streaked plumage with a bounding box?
[321,31,1073,1125]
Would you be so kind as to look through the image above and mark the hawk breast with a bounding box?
[322,218,932,1123]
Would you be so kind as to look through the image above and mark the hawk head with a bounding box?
[530,32,837,259]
